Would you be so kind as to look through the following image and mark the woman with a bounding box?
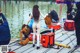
[32,5,40,49]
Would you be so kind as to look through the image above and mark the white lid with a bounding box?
[65,20,74,22]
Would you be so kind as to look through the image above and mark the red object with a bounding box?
[28,33,37,41]
[7,51,15,53]
[64,20,75,31]
[56,0,64,3]
[41,32,54,48]
[48,23,61,30]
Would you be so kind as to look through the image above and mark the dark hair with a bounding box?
[33,5,40,21]
[22,24,29,29]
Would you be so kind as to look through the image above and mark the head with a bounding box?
[21,24,29,32]
[21,24,31,35]
[33,5,40,21]
[44,15,52,26]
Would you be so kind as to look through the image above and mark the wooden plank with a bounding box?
[22,31,69,53]
[14,44,33,53]
[10,28,63,51]
[9,40,20,46]
[57,37,76,53]
[56,33,75,53]
[27,31,75,53]
[10,30,62,53]
[75,48,80,52]
[9,29,75,53]
[56,31,74,42]
[68,45,80,53]
[55,28,63,34]
[46,31,75,53]
[11,43,22,51]
[47,36,75,53]
[55,30,68,39]
[23,46,48,53]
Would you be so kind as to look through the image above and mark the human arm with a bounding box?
[39,12,47,21]
[20,30,23,41]
[26,14,33,25]
[0,13,6,21]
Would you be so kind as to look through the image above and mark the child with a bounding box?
[32,5,40,49]
[19,24,30,45]
[19,14,34,45]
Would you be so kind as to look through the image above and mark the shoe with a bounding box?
[74,45,80,48]
[36,46,40,49]
[33,44,35,47]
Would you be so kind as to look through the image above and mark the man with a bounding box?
[73,2,80,48]
[0,12,11,45]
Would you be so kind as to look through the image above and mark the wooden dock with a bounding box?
[9,28,80,53]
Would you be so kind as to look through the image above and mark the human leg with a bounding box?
[32,22,37,47]
[36,22,40,49]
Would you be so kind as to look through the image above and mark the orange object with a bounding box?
[28,33,37,41]
[56,0,64,3]
[7,51,15,53]
[64,20,75,31]
[44,15,52,26]
[41,32,55,48]
[48,23,61,30]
